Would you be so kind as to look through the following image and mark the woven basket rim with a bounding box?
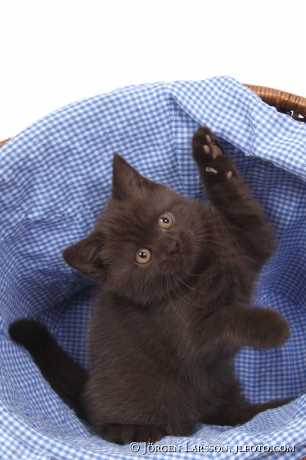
[245,84,306,120]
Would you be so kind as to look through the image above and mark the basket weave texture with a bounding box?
[0,137,10,147]
[245,84,306,121]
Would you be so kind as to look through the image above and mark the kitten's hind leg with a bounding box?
[192,126,276,269]
[236,398,294,424]
[211,396,294,426]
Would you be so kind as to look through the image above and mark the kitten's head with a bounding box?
[63,154,207,305]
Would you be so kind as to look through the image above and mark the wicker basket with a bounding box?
[1,83,306,460]
[0,84,305,148]
[245,84,306,122]
[0,137,11,147]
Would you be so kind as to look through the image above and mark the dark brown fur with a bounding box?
[9,127,291,444]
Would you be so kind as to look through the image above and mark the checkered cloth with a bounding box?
[1,77,306,459]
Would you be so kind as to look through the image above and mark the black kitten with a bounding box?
[9,126,291,444]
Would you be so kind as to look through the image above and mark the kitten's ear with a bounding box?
[112,154,156,200]
[63,233,105,282]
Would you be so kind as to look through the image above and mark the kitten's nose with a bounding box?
[167,241,180,255]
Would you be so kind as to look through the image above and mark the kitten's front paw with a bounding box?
[192,126,234,180]
[99,423,165,444]
[251,309,290,349]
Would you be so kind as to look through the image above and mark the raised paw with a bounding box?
[192,126,234,180]
[193,126,223,159]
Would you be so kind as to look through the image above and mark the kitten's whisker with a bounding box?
[195,237,255,260]
[179,269,204,278]
[175,274,206,295]
[165,275,185,321]
[203,213,270,240]
[194,238,234,252]
[190,220,206,233]
[172,275,204,309]
[193,210,265,236]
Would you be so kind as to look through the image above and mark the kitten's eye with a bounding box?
[157,213,173,230]
[135,248,152,264]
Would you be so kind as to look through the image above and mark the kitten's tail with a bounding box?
[9,319,88,421]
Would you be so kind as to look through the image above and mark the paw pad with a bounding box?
[202,134,222,159]
[206,167,218,174]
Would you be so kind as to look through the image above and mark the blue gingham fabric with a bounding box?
[1,76,306,459]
